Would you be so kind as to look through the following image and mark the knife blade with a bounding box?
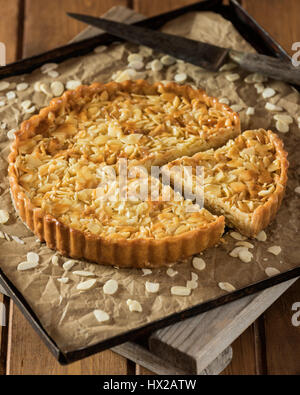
[68,12,300,85]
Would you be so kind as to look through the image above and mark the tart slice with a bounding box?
[162,129,288,237]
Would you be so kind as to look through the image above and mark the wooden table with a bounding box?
[0,0,300,375]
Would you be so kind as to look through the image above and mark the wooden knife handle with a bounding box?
[229,49,300,86]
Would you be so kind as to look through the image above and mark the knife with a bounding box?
[67,12,300,85]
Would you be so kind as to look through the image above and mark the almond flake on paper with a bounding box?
[192,256,206,271]
[171,286,191,296]
[73,270,95,277]
[17,261,38,271]
[255,230,267,242]
[267,245,282,255]
[145,281,159,293]
[103,279,118,295]
[265,267,280,277]
[218,282,236,292]
[93,309,110,323]
[127,299,142,312]
[76,279,97,291]
[0,209,9,224]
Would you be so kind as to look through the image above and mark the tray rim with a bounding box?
[0,0,299,364]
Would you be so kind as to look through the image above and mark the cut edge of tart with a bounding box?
[8,80,235,268]
[162,129,289,238]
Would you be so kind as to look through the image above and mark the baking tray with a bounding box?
[0,0,299,364]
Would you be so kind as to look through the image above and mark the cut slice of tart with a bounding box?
[162,129,288,237]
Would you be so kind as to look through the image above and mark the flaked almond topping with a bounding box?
[235,241,254,249]
[103,279,118,295]
[151,59,163,72]
[265,102,283,111]
[21,100,32,110]
[267,245,282,255]
[238,248,253,263]
[191,272,198,281]
[192,256,206,271]
[186,280,198,289]
[40,83,52,96]
[229,246,245,258]
[6,91,16,100]
[63,260,76,271]
[219,63,237,71]
[218,282,236,292]
[0,81,10,91]
[254,83,264,94]
[230,104,243,112]
[128,60,144,70]
[16,82,29,92]
[25,105,36,114]
[166,268,178,277]
[161,55,176,66]
[255,230,267,242]
[73,270,95,277]
[171,286,191,296]
[265,267,280,277]
[34,81,42,92]
[252,73,268,83]
[94,45,107,54]
[11,235,24,244]
[57,277,68,284]
[94,309,110,323]
[145,281,159,293]
[274,114,293,124]
[0,209,9,224]
[66,80,81,90]
[127,53,143,63]
[142,268,152,276]
[41,63,58,74]
[174,73,187,83]
[17,261,38,271]
[246,107,255,116]
[77,279,96,290]
[51,81,64,97]
[48,70,60,78]
[27,252,39,264]
[262,87,275,99]
[230,231,246,241]
[275,120,289,133]
[127,299,142,312]
[226,73,240,82]
[0,101,5,107]
[51,255,59,266]
[219,97,230,105]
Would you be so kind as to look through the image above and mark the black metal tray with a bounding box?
[0,0,299,365]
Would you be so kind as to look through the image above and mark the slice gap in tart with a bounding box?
[162,129,288,237]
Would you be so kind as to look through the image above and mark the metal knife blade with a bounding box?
[68,12,300,85]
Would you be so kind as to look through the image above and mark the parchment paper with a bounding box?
[0,11,299,353]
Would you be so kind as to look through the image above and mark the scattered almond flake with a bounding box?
[145,61,152,70]
[275,120,289,133]
[51,255,59,266]
[145,281,160,293]
[246,107,255,116]
[11,235,24,244]
[166,268,178,277]
[57,277,69,284]
[219,97,230,105]
[192,256,206,271]
[128,60,144,70]
[161,55,176,66]
[238,248,253,263]
[174,73,187,83]
[0,81,10,91]
[142,268,152,276]
[171,286,191,296]
[27,252,39,264]
[127,299,142,312]
[230,231,246,241]
[51,81,64,97]
[262,87,275,99]
[40,83,52,96]
[225,73,240,82]
[0,231,5,238]
[4,233,11,241]
[274,114,293,124]
[0,101,5,107]
[265,267,280,277]
[244,74,255,83]
[21,100,32,110]
[254,83,264,94]
[63,260,76,271]
[255,230,267,241]
[265,102,283,111]
[191,272,198,281]
[16,82,29,91]
[229,246,245,258]
[47,70,59,78]
[41,63,58,74]
[6,91,16,100]
[17,261,38,271]
[186,280,198,289]
[294,186,300,194]
[93,309,110,323]
[218,282,236,292]
[127,53,143,63]
[252,73,268,83]
[0,209,9,224]
[219,62,236,71]
[94,45,107,54]
[267,245,282,255]
[263,258,268,261]
[73,270,95,277]
[151,59,163,72]
[235,241,254,249]
[24,105,36,114]
[114,69,136,82]
[103,279,118,295]
[34,81,42,92]
[66,80,82,90]
[77,279,97,291]
[230,104,243,112]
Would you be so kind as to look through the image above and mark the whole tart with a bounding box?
[8,80,237,268]
[162,129,289,237]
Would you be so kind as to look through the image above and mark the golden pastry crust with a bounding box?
[8,80,234,268]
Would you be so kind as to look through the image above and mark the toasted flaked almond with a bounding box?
[186,280,198,289]
[226,73,240,82]
[103,279,118,295]
[128,60,144,70]
[41,63,58,73]
[238,248,253,263]
[230,231,246,241]
[174,73,187,83]
[6,91,16,100]
[17,261,38,271]
[235,241,254,249]
[218,282,236,292]
[171,286,191,296]
[192,256,206,271]
[66,80,81,90]
[0,81,10,91]
[16,82,29,91]
[267,245,282,255]
[94,309,110,323]
[34,81,42,92]
[77,279,96,290]
[191,272,198,281]
[27,252,39,264]
[219,63,236,71]
[73,270,95,277]
[0,209,9,224]
[161,55,176,66]
[145,281,159,293]
[57,277,69,284]
[255,230,267,241]
[166,268,178,277]
[151,59,163,72]
[254,83,264,93]
[0,101,5,107]
[262,87,275,99]
[127,299,142,312]
[63,260,76,271]
[21,100,32,110]
[48,70,59,78]
[51,255,59,266]
[25,105,36,114]
[51,81,64,97]
[265,267,280,277]
[142,268,152,276]
[219,97,230,105]
[274,114,293,124]
[246,107,255,116]
[294,186,300,194]
[11,235,24,244]
[230,104,243,112]
[94,45,107,54]
[265,102,283,111]
[127,53,143,63]
[275,120,289,133]
[40,83,52,96]
[252,73,268,83]
[229,246,245,258]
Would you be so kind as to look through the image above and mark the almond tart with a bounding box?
[8,80,235,268]
[162,129,288,237]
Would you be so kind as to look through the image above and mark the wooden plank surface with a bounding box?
[0,0,20,63]
[133,0,199,16]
